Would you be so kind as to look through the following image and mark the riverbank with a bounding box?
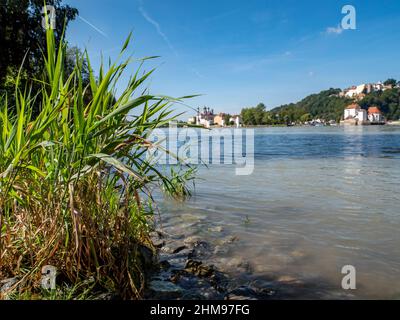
[146,228,293,300]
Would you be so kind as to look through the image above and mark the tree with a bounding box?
[384,78,397,87]
[254,103,266,125]
[241,108,255,125]
[240,104,268,125]
[0,0,78,93]
[223,113,231,126]
[300,113,312,123]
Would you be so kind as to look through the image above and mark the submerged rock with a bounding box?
[218,257,253,274]
[183,236,202,247]
[208,226,223,233]
[226,287,259,300]
[226,284,276,300]
[148,280,183,299]
[213,245,229,255]
[185,259,215,277]
[159,260,171,270]
[188,240,212,260]
[161,243,187,254]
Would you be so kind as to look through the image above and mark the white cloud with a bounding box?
[326,25,344,35]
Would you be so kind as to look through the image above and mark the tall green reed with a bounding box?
[0,25,194,299]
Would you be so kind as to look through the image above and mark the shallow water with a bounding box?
[156,126,400,299]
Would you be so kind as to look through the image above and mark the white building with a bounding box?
[343,103,368,124]
[187,116,196,124]
[345,84,367,98]
[196,107,215,128]
[368,106,384,124]
[229,115,241,128]
[373,82,384,91]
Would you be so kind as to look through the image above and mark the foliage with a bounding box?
[270,88,351,124]
[240,85,400,125]
[241,103,266,125]
[0,26,194,299]
[384,78,397,87]
[359,88,400,120]
[0,0,78,108]
[223,113,231,126]
[162,166,196,201]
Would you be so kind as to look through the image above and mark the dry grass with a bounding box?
[0,25,194,299]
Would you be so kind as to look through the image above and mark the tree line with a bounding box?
[0,0,92,115]
[241,82,400,126]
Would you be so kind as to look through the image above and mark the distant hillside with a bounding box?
[270,88,351,123]
[358,87,400,120]
[241,87,400,125]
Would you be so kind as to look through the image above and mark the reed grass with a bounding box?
[0,25,194,299]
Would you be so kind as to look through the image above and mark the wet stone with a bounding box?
[159,260,171,270]
[172,245,187,254]
[208,226,223,233]
[161,242,187,254]
[213,245,229,255]
[183,236,202,247]
[188,241,212,260]
[148,280,183,299]
[185,259,215,277]
[138,245,156,268]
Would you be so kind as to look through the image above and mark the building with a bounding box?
[189,108,242,128]
[196,107,215,128]
[341,81,389,99]
[368,106,385,124]
[373,82,384,91]
[229,115,241,128]
[213,113,226,127]
[187,116,196,124]
[342,103,368,125]
[345,84,367,98]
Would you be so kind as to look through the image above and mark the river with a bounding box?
[155,125,400,299]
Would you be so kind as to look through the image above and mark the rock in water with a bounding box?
[185,259,215,277]
[148,280,183,299]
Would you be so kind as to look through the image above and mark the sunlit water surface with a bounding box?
[155,126,400,299]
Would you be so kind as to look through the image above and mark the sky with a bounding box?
[64,0,400,116]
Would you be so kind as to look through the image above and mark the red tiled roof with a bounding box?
[346,103,361,110]
[368,106,381,114]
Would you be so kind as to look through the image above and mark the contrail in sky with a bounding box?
[138,6,178,56]
[78,15,109,39]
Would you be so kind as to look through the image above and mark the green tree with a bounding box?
[241,108,255,125]
[0,0,78,94]
[254,103,266,125]
[223,113,231,126]
[384,78,397,87]
[300,113,312,123]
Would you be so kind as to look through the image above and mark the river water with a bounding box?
[156,126,400,299]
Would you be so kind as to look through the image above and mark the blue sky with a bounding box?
[64,0,400,116]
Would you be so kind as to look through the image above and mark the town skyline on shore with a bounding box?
[65,0,400,114]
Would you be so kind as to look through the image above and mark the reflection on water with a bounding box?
[157,126,400,299]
